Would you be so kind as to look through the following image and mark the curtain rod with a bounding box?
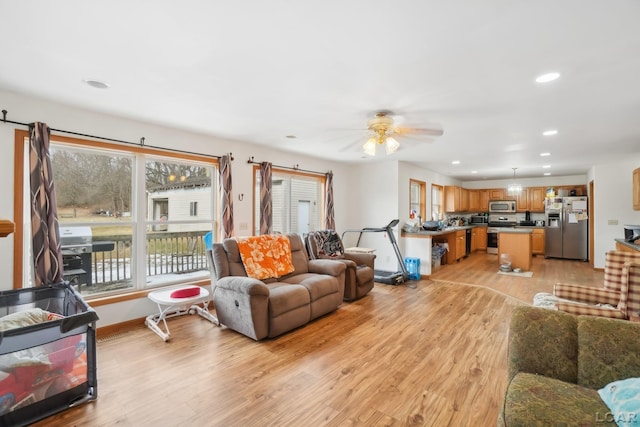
[1,109,225,160]
[247,156,329,176]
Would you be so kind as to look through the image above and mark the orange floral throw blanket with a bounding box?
[236,235,295,280]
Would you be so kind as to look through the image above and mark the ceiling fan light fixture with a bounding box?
[363,138,377,156]
[385,136,399,155]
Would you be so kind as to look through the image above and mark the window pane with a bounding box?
[145,159,214,287]
[50,144,135,294]
[51,145,133,221]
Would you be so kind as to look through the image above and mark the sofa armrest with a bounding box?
[344,252,376,269]
[554,283,620,306]
[508,306,579,384]
[215,276,270,296]
[308,259,347,277]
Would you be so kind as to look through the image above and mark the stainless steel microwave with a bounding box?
[489,200,516,213]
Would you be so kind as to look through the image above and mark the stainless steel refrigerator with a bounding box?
[544,196,588,260]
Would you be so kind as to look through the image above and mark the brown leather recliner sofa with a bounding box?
[208,234,346,340]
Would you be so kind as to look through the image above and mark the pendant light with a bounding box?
[507,167,522,196]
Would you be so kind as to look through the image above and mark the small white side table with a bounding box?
[145,286,219,341]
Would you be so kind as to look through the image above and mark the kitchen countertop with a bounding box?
[402,224,544,237]
[615,238,640,252]
[402,225,474,237]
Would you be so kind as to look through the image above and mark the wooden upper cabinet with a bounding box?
[479,190,490,212]
[468,190,480,212]
[444,186,461,212]
[488,188,505,200]
[634,168,640,210]
[556,185,587,196]
[516,188,529,212]
[528,187,546,212]
[460,188,469,212]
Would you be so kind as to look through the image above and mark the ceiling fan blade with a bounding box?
[394,125,444,137]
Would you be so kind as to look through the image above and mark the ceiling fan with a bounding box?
[362,111,444,156]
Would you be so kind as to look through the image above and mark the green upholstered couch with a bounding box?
[499,306,640,426]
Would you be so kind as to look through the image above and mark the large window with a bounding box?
[253,167,325,235]
[14,130,217,297]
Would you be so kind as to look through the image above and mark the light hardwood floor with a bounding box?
[33,253,602,427]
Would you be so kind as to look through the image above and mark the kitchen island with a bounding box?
[401,226,476,276]
[498,228,533,271]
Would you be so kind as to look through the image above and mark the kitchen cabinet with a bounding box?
[556,185,587,196]
[616,241,640,254]
[498,231,532,271]
[531,228,545,255]
[445,186,470,213]
[488,189,505,200]
[460,188,469,212]
[455,230,466,260]
[479,190,490,212]
[468,190,480,212]
[528,187,546,212]
[515,188,529,212]
[472,227,487,251]
[634,168,640,210]
[444,186,460,212]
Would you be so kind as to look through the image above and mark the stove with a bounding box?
[486,215,517,254]
[488,214,517,228]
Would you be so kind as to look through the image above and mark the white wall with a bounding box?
[591,159,640,267]
[0,88,351,327]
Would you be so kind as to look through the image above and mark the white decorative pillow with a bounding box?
[598,377,640,427]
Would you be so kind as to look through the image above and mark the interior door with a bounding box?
[297,200,310,234]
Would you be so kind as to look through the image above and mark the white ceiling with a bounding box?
[1,0,639,181]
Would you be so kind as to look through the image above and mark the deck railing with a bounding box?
[89,230,210,287]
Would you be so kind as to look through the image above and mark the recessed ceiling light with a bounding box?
[542,165,551,169]
[542,129,558,136]
[451,160,460,165]
[544,172,551,176]
[471,170,478,174]
[83,79,110,89]
[535,72,560,83]
[540,152,551,157]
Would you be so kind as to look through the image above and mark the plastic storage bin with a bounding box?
[404,257,421,280]
[0,282,98,426]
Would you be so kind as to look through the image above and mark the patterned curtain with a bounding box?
[325,171,335,230]
[219,154,234,239]
[259,162,272,235]
[29,122,64,285]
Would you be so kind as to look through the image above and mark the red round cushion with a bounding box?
[170,287,201,298]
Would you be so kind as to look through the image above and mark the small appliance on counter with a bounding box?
[470,215,488,224]
[624,225,640,242]
[535,219,545,227]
